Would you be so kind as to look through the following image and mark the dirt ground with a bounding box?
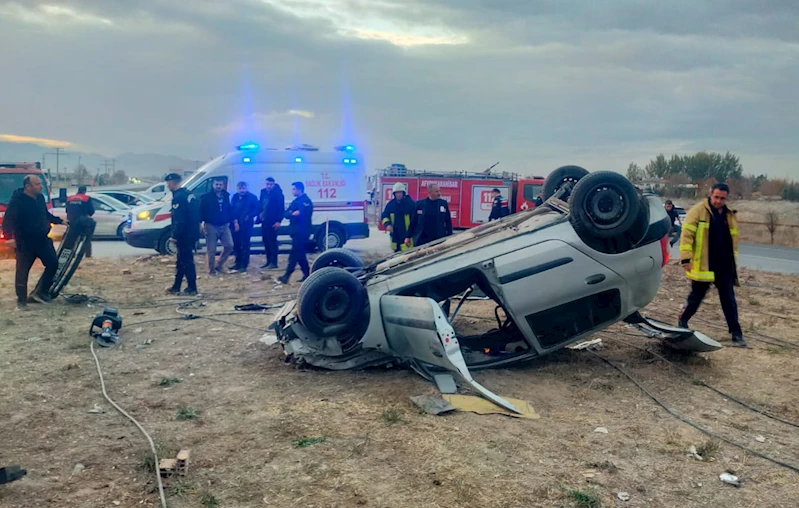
[1,254,798,508]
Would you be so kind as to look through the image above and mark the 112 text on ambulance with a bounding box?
[306,172,347,200]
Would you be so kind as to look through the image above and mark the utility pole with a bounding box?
[45,148,69,184]
[101,159,112,174]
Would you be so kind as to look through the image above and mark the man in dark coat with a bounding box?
[277,181,313,284]
[165,173,200,295]
[488,188,510,221]
[258,177,285,269]
[230,181,259,272]
[199,178,234,275]
[381,182,416,252]
[2,175,65,309]
[410,183,453,246]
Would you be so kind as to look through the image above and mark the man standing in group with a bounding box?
[664,199,683,247]
[488,187,510,221]
[381,182,416,252]
[277,181,313,284]
[230,181,259,273]
[411,183,453,246]
[65,185,95,257]
[678,183,746,347]
[2,175,65,309]
[258,177,284,269]
[199,178,235,275]
[165,173,200,295]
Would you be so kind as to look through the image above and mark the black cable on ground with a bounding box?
[605,334,799,429]
[587,350,799,474]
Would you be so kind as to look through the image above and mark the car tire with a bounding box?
[569,171,641,240]
[297,266,367,337]
[315,225,346,252]
[116,223,126,240]
[157,230,177,256]
[311,248,364,273]
[543,165,590,201]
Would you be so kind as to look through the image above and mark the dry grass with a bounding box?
[0,256,798,507]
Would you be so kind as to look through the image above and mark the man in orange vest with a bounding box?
[678,183,746,347]
[66,186,95,257]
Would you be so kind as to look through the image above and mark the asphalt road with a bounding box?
[86,232,799,275]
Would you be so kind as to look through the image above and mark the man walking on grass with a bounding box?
[200,178,235,275]
[678,183,747,347]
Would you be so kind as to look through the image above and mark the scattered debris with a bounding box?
[410,395,456,416]
[133,328,143,334]
[433,374,457,394]
[590,460,619,473]
[71,463,85,475]
[687,445,704,461]
[568,338,603,350]
[719,472,742,488]
[159,449,191,478]
[122,269,131,275]
[293,437,326,448]
[441,394,539,419]
[259,333,278,346]
[25,336,44,342]
[88,404,105,414]
[593,427,609,434]
[754,435,766,443]
[617,492,631,501]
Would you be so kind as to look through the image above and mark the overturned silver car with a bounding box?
[270,167,721,413]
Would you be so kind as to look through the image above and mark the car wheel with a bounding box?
[569,171,641,239]
[543,165,590,201]
[116,223,127,240]
[157,230,177,255]
[311,248,364,273]
[297,267,367,337]
[316,226,345,252]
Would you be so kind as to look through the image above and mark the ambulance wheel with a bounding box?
[157,230,177,256]
[297,267,367,337]
[543,165,590,201]
[311,248,364,273]
[569,171,641,240]
[316,225,345,252]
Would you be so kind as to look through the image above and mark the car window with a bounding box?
[190,176,228,196]
[90,198,114,212]
[151,185,164,193]
[523,184,543,202]
[0,173,50,204]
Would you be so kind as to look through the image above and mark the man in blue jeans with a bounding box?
[665,200,682,247]
[199,178,235,275]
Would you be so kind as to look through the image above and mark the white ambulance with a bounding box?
[124,143,369,255]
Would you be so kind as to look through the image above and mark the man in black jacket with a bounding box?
[488,188,510,221]
[258,177,284,269]
[2,175,65,309]
[381,182,416,252]
[410,183,453,246]
[230,181,259,272]
[199,178,235,275]
[65,185,95,257]
[277,181,313,284]
[165,173,200,295]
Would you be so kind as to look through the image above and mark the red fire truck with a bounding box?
[0,162,53,254]
[376,164,545,230]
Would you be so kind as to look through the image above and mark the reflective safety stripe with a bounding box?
[679,244,693,252]
[684,223,698,232]
[729,228,739,235]
[381,217,390,225]
[404,214,411,231]
[688,270,715,282]
[687,221,714,282]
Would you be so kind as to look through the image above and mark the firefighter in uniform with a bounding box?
[65,185,95,257]
[381,182,416,252]
[678,182,746,347]
[165,173,200,295]
[488,188,510,221]
[277,181,313,284]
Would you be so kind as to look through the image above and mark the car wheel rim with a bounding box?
[584,185,629,230]
[318,287,350,321]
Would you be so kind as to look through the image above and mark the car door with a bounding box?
[492,239,626,353]
[89,197,121,237]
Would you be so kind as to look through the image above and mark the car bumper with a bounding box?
[125,227,163,249]
[345,222,369,240]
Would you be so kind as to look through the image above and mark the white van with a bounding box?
[142,182,168,200]
[124,143,369,255]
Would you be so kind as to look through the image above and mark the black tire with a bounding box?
[116,223,126,240]
[297,267,367,337]
[311,248,364,273]
[157,230,177,255]
[569,171,641,240]
[543,165,590,201]
[315,226,346,252]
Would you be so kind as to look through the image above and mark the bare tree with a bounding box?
[764,209,779,244]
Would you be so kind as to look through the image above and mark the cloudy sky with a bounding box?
[1,0,797,177]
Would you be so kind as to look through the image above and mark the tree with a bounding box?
[626,162,645,182]
[74,164,90,185]
[110,170,128,185]
[764,209,779,244]
[645,154,669,179]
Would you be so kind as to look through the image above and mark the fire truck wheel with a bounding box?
[569,171,641,240]
[297,267,368,337]
[543,165,590,201]
[311,248,364,273]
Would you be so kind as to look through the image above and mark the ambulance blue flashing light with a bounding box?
[343,158,358,165]
[334,144,356,152]
[294,157,303,163]
[242,156,252,163]
[237,142,259,151]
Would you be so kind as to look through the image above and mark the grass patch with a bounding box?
[292,436,326,448]
[748,299,761,306]
[765,346,788,355]
[692,379,704,386]
[139,441,171,473]
[381,408,407,426]
[4,318,14,327]
[170,481,195,498]
[696,439,720,459]
[200,493,219,508]
[176,406,200,420]
[158,377,183,387]
[567,488,602,508]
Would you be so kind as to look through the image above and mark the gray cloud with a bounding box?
[0,0,796,177]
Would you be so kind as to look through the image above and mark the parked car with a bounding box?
[92,190,153,207]
[51,193,131,240]
[270,166,722,413]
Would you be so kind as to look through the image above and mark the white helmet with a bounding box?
[392,182,407,194]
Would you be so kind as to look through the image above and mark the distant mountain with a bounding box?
[0,141,202,180]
